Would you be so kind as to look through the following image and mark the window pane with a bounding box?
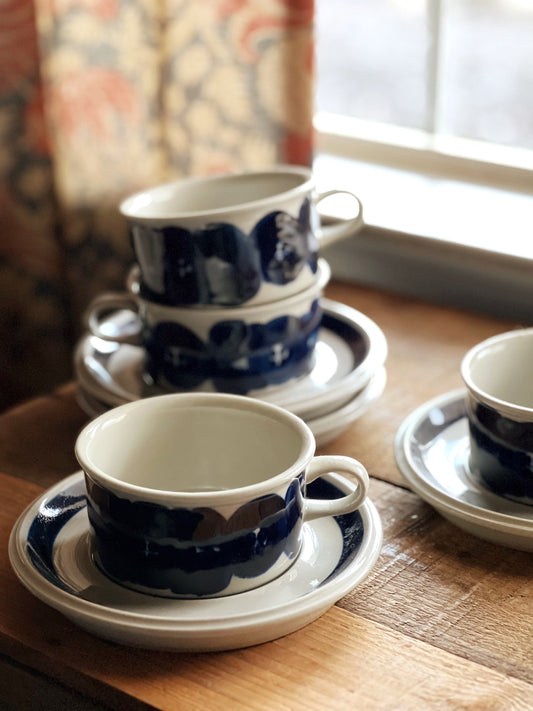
[316,0,427,130]
[440,0,533,150]
[316,0,533,154]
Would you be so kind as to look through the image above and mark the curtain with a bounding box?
[0,0,315,409]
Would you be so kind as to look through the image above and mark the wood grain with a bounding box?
[346,478,533,684]
[0,383,88,488]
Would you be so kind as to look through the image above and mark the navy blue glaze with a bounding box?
[471,401,533,449]
[85,475,305,597]
[131,200,318,307]
[27,479,87,594]
[144,299,322,394]
[467,398,533,504]
[308,477,364,578]
[25,476,365,599]
[320,311,368,366]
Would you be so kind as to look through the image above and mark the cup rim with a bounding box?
[461,327,533,421]
[119,165,314,223]
[128,258,331,316]
[75,392,316,502]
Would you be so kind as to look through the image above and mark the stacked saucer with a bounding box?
[75,296,388,447]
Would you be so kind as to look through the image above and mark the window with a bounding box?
[316,0,533,152]
[314,0,533,320]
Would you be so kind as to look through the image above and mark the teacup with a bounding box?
[461,328,533,505]
[75,392,370,598]
[120,165,363,307]
[84,260,330,394]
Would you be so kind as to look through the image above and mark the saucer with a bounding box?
[74,298,387,421]
[395,389,533,551]
[311,366,386,446]
[9,472,382,652]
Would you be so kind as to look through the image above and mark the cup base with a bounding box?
[468,448,533,507]
[469,466,533,507]
[89,535,303,600]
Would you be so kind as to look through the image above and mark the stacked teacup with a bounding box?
[85,166,364,398]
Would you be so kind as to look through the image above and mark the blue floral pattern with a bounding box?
[144,299,322,394]
[132,200,318,306]
[85,475,304,597]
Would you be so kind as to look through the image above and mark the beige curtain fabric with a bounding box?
[0,0,315,409]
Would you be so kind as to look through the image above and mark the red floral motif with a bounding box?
[210,0,314,62]
[49,68,140,139]
[214,0,247,14]
[39,0,120,20]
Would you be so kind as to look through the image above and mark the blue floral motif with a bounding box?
[252,199,318,285]
[85,475,304,597]
[131,199,318,306]
[144,299,322,394]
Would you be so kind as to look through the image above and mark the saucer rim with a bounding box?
[309,366,386,446]
[395,390,533,546]
[74,298,388,419]
[9,471,382,650]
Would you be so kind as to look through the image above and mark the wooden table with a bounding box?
[1,281,532,710]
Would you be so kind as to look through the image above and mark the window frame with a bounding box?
[313,113,533,322]
[315,112,533,193]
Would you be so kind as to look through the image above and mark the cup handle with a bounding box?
[83,293,141,345]
[317,190,364,249]
[303,455,369,522]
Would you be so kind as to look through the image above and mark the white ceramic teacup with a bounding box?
[461,327,533,505]
[120,165,363,308]
[75,392,370,598]
[84,260,330,394]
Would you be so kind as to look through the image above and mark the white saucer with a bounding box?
[395,389,533,551]
[311,367,386,446]
[9,472,382,652]
[74,299,387,421]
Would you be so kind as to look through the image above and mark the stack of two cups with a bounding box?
[74,167,372,602]
[85,166,364,397]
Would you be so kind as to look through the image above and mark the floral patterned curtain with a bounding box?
[0,0,315,410]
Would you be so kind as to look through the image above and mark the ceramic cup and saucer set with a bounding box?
[9,393,383,651]
[395,328,533,552]
[9,166,386,651]
[74,165,388,446]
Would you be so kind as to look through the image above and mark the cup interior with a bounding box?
[77,397,308,493]
[121,169,310,220]
[463,331,533,409]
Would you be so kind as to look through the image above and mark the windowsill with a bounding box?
[314,152,533,322]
